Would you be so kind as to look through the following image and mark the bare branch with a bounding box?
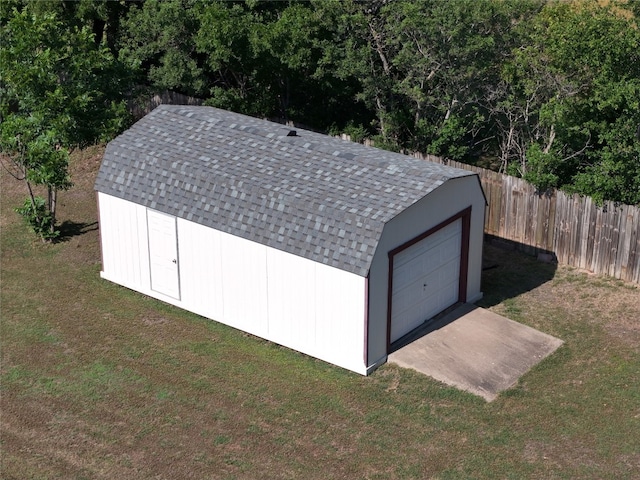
[559,133,592,163]
[0,155,26,181]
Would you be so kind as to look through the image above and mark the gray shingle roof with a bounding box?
[95,105,476,277]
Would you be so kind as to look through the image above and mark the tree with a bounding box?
[381,0,540,158]
[195,0,276,114]
[118,0,206,97]
[0,8,133,240]
[503,1,640,204]
[311,0,403,147]
[313,0,540,157]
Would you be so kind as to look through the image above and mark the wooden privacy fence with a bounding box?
[413,152,640,285]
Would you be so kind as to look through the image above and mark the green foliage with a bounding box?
[0,124,72,190]
[119,0,362,129]
[118,0,205,96]
[15,196,58,240]
[313,0,543,158]
[195,0,273,113]
[569,115,640,205]
[426,114,471,161]
[522,144,560,193]
[1,8,132,146]
[505,1,640,204]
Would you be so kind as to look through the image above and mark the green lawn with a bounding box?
[1,147,639,479]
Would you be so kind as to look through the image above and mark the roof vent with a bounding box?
[287,130,297,137]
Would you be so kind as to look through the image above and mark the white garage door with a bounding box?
[390,219,462,343]
[147,209,181,299]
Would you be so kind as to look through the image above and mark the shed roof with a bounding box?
[95,105,476,277]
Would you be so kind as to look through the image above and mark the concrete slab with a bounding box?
[387,303,563,401]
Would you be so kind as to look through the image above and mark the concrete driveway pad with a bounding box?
[387,303,563,401]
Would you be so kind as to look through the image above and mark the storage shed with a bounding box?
[95,105,486,375]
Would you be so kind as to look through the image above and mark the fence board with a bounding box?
[608,204,621,277]
[554,193,569,265]
[609,205,629,278]
[491,175,501,236]
[595,204,605,275]
[617,205,632,280]
[629,208,640,284]
[546,192,557,251]
[583,198,593,270]
[523,184,536,254]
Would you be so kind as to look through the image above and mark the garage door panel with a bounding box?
[394,226,459,268]
[437,259,460,284]
[394,239,460,292]
[392,253,460,297]
[390,219,462,343]
[393,254,441,291]
[439,240,461,262]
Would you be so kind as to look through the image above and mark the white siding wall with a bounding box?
[98,193,151,292]
[177,219,225,321]
[266,248,366,372]
[98,193,367,374]
[219,231,270,336]
[266,248,318,347]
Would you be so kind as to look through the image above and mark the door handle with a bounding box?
[172,259,177,264]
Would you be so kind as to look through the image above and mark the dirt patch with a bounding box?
[140,314,170,326]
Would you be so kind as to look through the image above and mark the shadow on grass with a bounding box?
[477,236,557,308]
[56,220,98,242]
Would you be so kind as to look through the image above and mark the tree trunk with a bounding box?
[24,174,36,210]
[543,124,556,154]
[369,23,391,75]
[375,96,386,138]
[48,186,57,236]
[500,124,515,174]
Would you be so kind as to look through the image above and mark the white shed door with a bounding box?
[147,210,180,299]
[390,219,462,343]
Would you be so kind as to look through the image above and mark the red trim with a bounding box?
[386,206,472,352]
[386,247,395,351]
[96,192,105,271]
[459,209,471,303]
[364,274,369,367]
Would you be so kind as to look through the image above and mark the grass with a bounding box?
[1,146,640,479]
